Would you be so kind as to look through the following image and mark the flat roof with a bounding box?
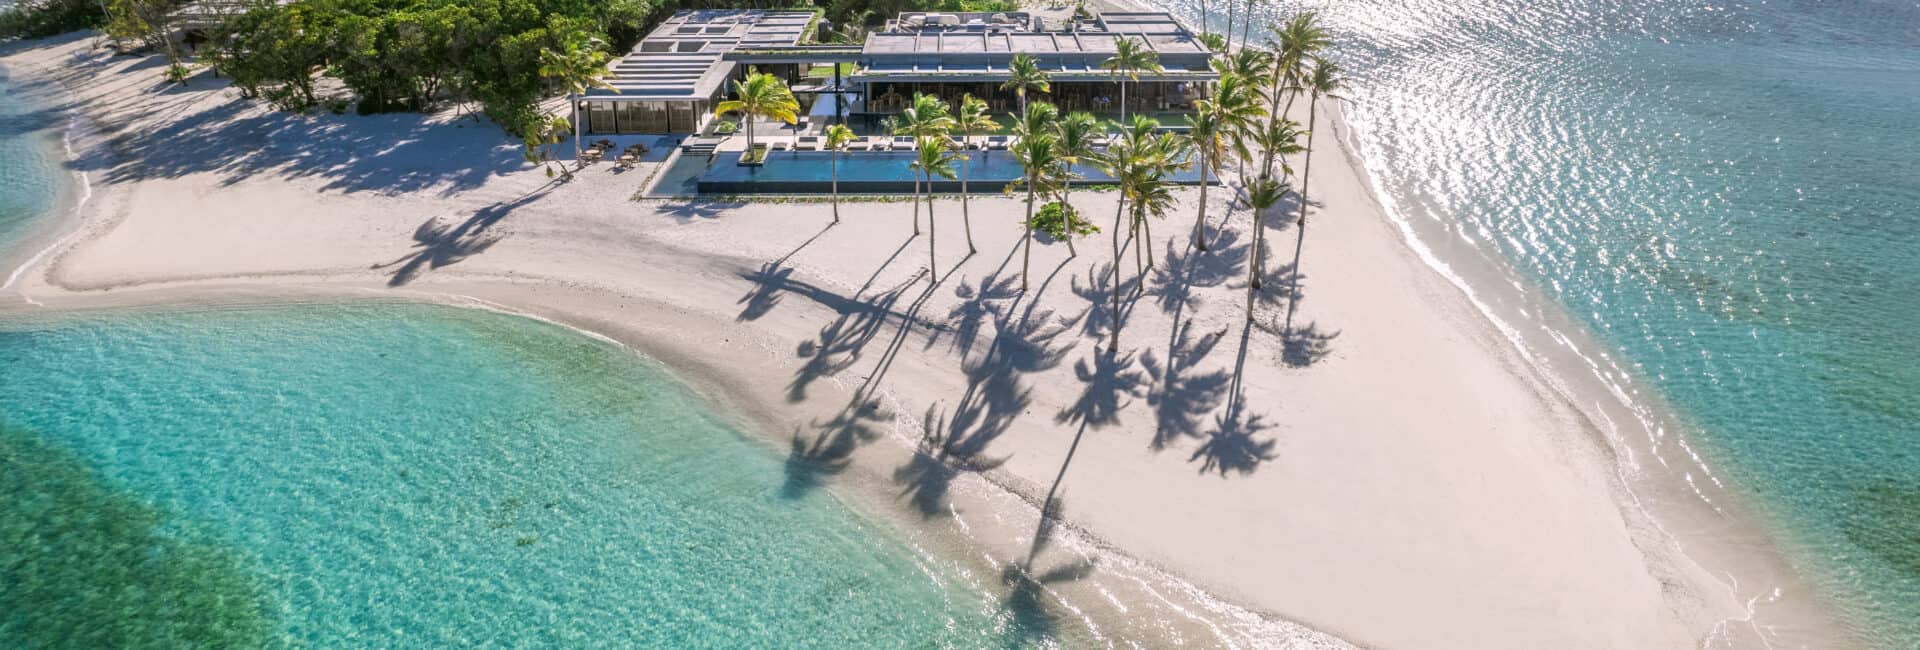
[590,10,814,102]
[862,11,1206,58]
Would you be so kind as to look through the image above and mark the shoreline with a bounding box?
[1097,1,1851,643]
[0,25,1846,648]
[0,44,91,295]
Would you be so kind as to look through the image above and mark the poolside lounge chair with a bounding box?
[892,136,916,151]
[847,137,873,151]
[946,135,969,150]
[985,136,1010,150]
[771,140,791,152]
[796,136,821,151]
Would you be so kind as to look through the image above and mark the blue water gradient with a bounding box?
[0,304,1065,647]
[0,65,62,257]
[1168,0,1919,643]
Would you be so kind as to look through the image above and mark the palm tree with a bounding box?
[1132,125,1193,271]
[714,70,798,163]
[538,33,618,163]
[1090,117,1179,352]
[1242,176,1288,321]
[1052,111,1101,258]
[1188,72,1264,251]
[1282,58,1347,332]
[824,124,856,224]
[1101,37,1161,127]
[1198,32,1228,54]
[1214,51,1273,179]
[893,93,956,236]
[1009,102,1062,291]
[1001,53,1051,119]
[1262,12,1330,177]
[912,138,959,281]
[1091,136,1135,352]
[953,94,999,254]
[1246,118,1307,290]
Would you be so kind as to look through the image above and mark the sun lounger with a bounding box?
[770,140,791,152]
[796,136,821,151]
[892,136,916,151]
[985,136,1010,150]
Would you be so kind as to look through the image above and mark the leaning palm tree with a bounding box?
[1001,53,1051,119]
[1282,58,1347,332]
[1101,37,1161,127]
[894,93,956,236]
[1242,176,1288,321]
[714,70,798,163]
[1264,12,1331,173]
[1188,71,1264,251]
[824,124,857,224]
[1128,163,1177,272]
[1009,102,1062,291]
[1090,121,1161,352]
[953,94,999,254]
[1246,118,1307,290]
[1052,111,1101,258]
[1213,51,1272,179]
[1133,127,1193,271]
[538,33,618,163]
[912,138,959,281]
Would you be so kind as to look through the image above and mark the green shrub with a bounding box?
[1031,201,1098,240]
[715,119,739,135]
[0,0,104,41]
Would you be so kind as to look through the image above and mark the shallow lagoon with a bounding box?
[0,303,1066,647]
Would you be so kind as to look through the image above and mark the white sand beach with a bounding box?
[0,32,1801,648]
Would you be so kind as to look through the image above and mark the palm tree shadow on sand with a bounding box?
[375,185,556,286]
[894,267,1082,517]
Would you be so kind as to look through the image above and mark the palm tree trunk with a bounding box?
[928,191,939,282]
[1020,183,1036,291]
[1250,200,1267,291]
[961,152,976,253]
[1119,80,1128,126]
[912,173,922,235]
[830,150,840,223]
[1223,1,1235,53]
[1240,0,1255,49]
[1283,97,1320,334]
[1064,187,1079,257]
[1132,210,1143,276]
[1192,148,1210,251]
[1200,0,1209,38]
[571,92,582,162]
[1110,195,1127,352]
[1144,210,1156,269]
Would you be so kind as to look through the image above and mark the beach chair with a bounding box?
[986,135,1010,150]
[796,136,822,151]
[847,138,872,151]
[892,136,916,151]
[770,140,791,152]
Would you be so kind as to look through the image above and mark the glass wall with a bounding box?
[584,100,703,134]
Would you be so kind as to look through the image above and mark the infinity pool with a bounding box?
[693,150,1215,194]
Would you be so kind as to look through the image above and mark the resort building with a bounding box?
[587,9,1216,135]
[844,11,1215,121]
[580,10,816,135]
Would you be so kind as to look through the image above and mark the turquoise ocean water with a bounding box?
[0,62,63,260]
[0,304,1070,646]
[1171,0,1919,645]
